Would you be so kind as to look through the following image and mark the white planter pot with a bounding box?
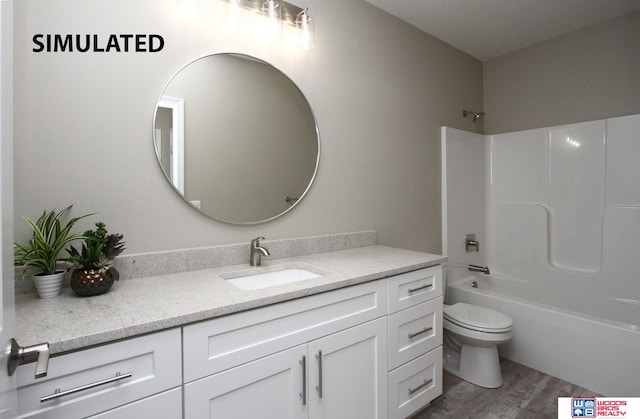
[32,271,65,299]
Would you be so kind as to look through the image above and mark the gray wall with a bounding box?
[13,0,483,255]
[484,11,640,134]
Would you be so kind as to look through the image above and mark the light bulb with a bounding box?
[296,9,314,50]
[176,0,201,15]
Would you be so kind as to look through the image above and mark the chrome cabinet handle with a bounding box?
[408,284,432,294]
[299,356,307,406]
[315,350,323,398]
[408,326,433,339]
[408,378,433,395]
[40,372,132,403]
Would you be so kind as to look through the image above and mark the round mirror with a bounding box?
[153,53,319,224]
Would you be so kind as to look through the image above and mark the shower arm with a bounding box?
[462,109,485,122]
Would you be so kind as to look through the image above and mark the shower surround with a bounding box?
[441,114,640,395]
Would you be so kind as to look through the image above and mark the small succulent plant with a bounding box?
[66,222,125,272]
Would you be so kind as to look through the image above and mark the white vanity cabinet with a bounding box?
[15,328,182,419]
[183,280,389,419]
[182,266,444,419]
[185,318,388,419]
[386,266,443,419]
[15,261,444,419]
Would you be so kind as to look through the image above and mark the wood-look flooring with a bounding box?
[411,358,599,419]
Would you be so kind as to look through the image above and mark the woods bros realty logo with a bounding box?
[558,397,640,418]
[32,33,164,53]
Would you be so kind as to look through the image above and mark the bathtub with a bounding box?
[446,274,640,396]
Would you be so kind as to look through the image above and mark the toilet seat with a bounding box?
[444,303,513,333]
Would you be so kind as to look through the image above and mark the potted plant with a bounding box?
[66,221,125,296]
[14,206,91,298]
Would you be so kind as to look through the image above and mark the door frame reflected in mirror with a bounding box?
[157,96,185,194]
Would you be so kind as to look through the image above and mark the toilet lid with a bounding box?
[444,303,513,332]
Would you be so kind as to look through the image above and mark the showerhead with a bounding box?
[462,110,485,123]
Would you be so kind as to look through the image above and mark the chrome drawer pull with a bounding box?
[407,284,432,294]
[408,327,433,339]
[299,356,307,406]
[40,372,133,403]
[315,350,323,398]
[408,378,433,395]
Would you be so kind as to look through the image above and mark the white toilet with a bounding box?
[443,302,513,388]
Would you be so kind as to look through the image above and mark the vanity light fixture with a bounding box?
[176,0,202,15]
[261,0,281,19]
[224,0,244,27]
[295,7,314,50]
[229,0,244,10]
[219,0,313,48]
[261,0,282,34]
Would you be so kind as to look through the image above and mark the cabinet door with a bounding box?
[308,317,388,419]
[184,345,308,419]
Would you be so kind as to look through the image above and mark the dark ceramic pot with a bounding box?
[70,268,119,297]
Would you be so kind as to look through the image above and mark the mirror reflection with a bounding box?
[154,53,319,224]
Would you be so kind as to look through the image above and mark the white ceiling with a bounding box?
[365,0,640,61]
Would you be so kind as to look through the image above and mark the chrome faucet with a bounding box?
[250,236,270,266]
[468,264,490,274]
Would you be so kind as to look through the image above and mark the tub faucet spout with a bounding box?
[468,264,490,274]
[250,237,270,266]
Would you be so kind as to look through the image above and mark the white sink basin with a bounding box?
[222,265,324,290]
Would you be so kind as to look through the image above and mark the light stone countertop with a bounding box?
[15,245,446,355]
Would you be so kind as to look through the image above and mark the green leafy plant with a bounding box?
[66,222,125,272]
[14,206,92,275]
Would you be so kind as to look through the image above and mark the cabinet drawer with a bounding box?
[388,266,442,313]
[388,347,443,419]
[17,328,182,419]
[88,387,182,419]
[388,297,442,370]
[183,280,387,382]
